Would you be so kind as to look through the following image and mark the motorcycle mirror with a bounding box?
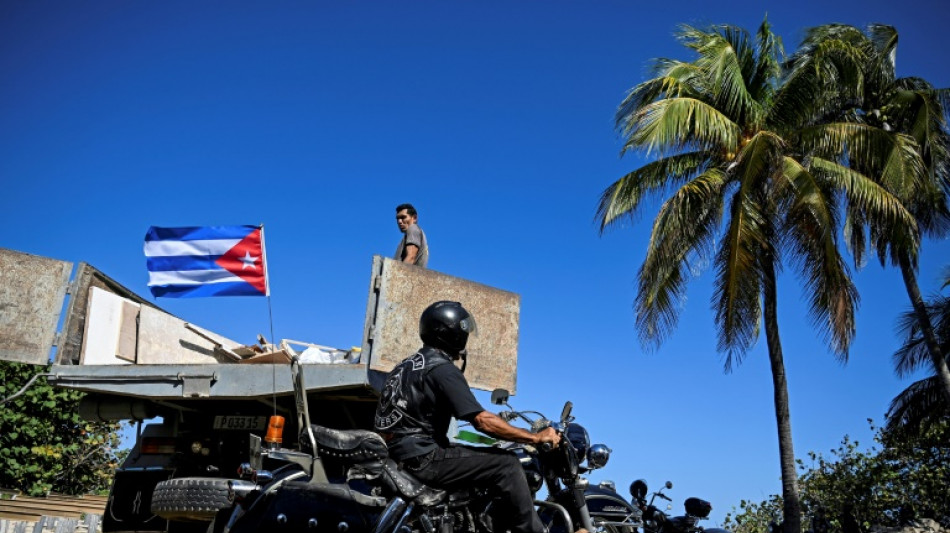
[491,388,510,406]
[560,401,573,424]
[665,481,673,490]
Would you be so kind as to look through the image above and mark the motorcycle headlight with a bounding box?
[587,444,611,469]
[565,423,590,464]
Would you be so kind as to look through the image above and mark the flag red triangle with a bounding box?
[215,228,267,295]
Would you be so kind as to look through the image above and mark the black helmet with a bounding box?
[419,301,477,358]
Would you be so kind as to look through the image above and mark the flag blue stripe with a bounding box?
[145,225,257,242]
[147,255,223,272]
[149,281,264,298]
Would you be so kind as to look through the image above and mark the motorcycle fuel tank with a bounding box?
[585,484,640,524]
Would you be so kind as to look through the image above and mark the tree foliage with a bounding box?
[887,268,950,436]
[723,420,950,532]
[788,23,950,406]
[0,361,127,496]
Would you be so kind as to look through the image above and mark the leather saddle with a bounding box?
[299,424,446,507]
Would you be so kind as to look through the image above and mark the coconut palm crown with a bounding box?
[783,23,950,406]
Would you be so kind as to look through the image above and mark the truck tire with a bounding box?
[151,477,234,522]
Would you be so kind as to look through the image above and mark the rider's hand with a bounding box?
[534,427,560,449]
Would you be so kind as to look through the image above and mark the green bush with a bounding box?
[0,361,127,495]
[723,420,950,532]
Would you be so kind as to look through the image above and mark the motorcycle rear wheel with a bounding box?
[151,477,234,522]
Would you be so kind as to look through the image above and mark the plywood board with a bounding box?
[79,287,135,365]
[137,306,241,364]
[0,248,72,365]
[363,257,519,393]
[116,300,139,362]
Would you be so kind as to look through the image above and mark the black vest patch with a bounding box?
[374,347,452,434]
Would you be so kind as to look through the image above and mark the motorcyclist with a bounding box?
[374,300,560,533]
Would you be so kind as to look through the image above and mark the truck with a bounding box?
[0,248,521,533]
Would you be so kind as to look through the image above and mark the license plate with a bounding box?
[213,416,267,431]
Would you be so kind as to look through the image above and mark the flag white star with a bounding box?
[241,251,258,270]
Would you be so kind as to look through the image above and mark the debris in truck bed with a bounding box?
[237,348,293,364]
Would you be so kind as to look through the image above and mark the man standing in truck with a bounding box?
[375,301,559,533]
[394,203,428,267]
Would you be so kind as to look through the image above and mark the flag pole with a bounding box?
[260,224,276,343]
[260,223,277,419]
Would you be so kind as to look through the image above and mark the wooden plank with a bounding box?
[79,287,133,366]
[0,500,98,517]
[42,495,108,504]
[116,300,139,362]
[0,511,46,522]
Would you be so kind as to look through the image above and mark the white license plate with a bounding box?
[213,416,267,431]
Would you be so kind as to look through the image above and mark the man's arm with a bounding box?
[471,411,559,447]
[402,243,419,263]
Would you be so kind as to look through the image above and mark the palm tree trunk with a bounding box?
[897,253,950,405]
[763,262,802,533]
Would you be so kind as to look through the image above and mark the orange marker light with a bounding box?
[265,415,285,446]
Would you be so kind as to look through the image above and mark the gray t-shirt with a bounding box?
[395,223,428,267]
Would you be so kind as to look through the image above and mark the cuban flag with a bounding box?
[144,225,269,298]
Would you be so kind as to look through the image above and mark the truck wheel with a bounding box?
[151,477,234,522]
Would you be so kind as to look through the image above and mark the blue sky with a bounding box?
[2,0,948,524]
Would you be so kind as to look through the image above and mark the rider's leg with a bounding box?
[407,445,544,533]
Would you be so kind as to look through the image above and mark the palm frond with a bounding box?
[866,23,898,87]
[749,16,783,106]
[781,157,857,357]
[616,60,704,137]
[624,97,741,156]
[843,208,868,269]
[885,375,949,436]
[804,123,926,198]
[713,185,768,369]
[893,295,950,375]
[772,42,862,130]
[596,152,710,232]
[808,155,918,244]
[636,169,727,348]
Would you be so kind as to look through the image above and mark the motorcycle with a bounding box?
[629,479,730,533]
[579,480,642,533]
[204,359,614,533]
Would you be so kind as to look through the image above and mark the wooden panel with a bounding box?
[363,257,520,393]
[78,287,134,366]
[116,301,139,362]
[0,248,72,365]
[137,306,240,364]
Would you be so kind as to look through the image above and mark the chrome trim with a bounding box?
[534,500,572,532]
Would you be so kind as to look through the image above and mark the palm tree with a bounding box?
[886,268,950,436]
[598,20,913,533]
[784,24,950,405]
